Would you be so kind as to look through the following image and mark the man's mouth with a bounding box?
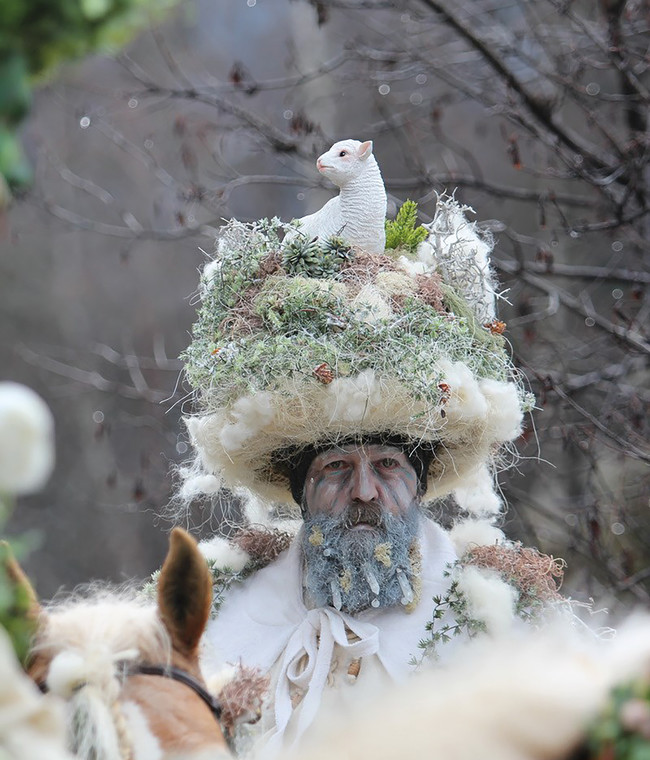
[344,505,383,531]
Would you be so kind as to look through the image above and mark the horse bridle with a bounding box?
[124,663,222,722]
[38,662,222,723]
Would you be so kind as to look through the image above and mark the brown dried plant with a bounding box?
[232,526,294,566]
[218,665,270,738]
[465,543,565,603]
[415,273,446,313]
[338,251,401,294]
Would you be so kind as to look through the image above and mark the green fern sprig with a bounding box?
[385,199,428,252]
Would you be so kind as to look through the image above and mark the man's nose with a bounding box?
[350,462,380,503]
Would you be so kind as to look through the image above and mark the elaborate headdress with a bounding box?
[179,194,533,530]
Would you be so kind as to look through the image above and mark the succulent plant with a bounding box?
[281,236,349,279]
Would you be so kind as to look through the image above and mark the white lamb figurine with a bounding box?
[288,139,387,254]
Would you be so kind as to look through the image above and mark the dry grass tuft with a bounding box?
[218,283,264,337]
[218,665,270,738]
[416,272,446,313]
[465,544,565,603]
[258,250,284,277]
[232,526,294,566]
[338,251,401,293]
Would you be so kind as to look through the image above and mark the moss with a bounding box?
[339,568,352,593]
[253,276,347,335]
[374,543,392,567]
[184,218,515,410]
[309,526,324,546]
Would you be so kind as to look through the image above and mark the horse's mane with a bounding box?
[36,584,170,665]
[33,585,171,760]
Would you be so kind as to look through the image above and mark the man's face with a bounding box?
[300,443,422,614]
[303,443,420,519]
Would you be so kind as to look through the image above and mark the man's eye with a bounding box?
[325,460,345,470]
[380,458,399,469]
[339,150,347,157]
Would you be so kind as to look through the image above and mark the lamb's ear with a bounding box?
[357,140,373,160]
[157,528,212,656]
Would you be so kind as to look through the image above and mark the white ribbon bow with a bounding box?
[269,607,379,751]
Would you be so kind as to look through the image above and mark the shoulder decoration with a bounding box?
[416,542,568,663]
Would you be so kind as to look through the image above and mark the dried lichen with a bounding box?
[405,539,422,613]
[309,526,324,546]
[339,568,352,593]
[232,526,293,567]
[464,544,565,604]
[374,542,392,567]
[217,665,270,738]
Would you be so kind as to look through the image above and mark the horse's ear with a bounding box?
[157,528,212,656]
[1,540,41,621]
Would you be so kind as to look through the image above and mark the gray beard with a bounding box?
[301,502,421,614]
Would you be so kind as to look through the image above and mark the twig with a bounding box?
[546,380,650,463]
[16,346,175,403]
[492,258,650,285]
[495,259,650,356]
[416,0,617,169]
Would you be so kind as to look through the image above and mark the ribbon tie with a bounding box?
[268,607,379,751]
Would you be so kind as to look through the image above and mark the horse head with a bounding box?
[10,528,229,760]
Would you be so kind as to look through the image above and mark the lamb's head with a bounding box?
[316,139,376,187]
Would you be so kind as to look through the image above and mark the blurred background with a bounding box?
[1,0,648,609]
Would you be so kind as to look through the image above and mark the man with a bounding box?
[201,437,460,754]
[183,202,530,754]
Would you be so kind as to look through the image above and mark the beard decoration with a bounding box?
[301,502,421,614]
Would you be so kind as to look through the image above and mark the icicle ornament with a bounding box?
[330,579,343,611]
[363,565,381,596]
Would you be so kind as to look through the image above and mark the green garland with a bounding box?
[414,545,566,664]
[413,574,487,664]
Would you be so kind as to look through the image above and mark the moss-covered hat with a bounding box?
[180,199,532,517]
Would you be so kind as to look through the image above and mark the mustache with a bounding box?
[342,503,384,530]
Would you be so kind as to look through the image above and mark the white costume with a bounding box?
[179,153,551,755]
[201,518,460,754]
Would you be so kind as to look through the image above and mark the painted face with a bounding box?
[303,443,419,519]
